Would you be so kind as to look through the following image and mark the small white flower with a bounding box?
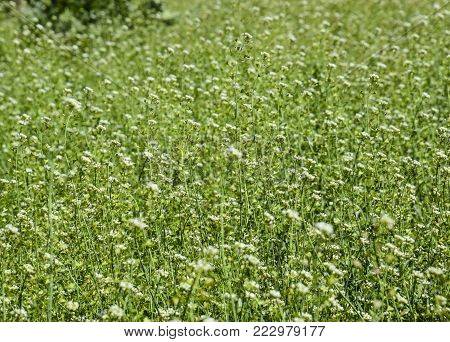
[109,305,124,318]
[379,214,395,229]
[324,262,344,276]
[427,267,444,276]
[129,218,147,230]
[13,308,27,318]
[6,224,19,234]
[301,270,313,280]
[362,313,372,321]
[204,246,219,256]
[264,212,275,222]
[202,316,217,322]
[269,290,281,298]
[396,294,408,305]
[64,97,81,110]
[295,282,309,294]
[315,222,334,235]
[245,291,257,299]
[226,146,243,158]
[243,32,253,40]
[147,182,160,193]
[413,271,424,279]
[192,259,214,273]
[284,209,300,221]
[44,253,54,261]
[67,301,79,311]
[119,281,135,291]
[244,254,261,266]
[179,282,191,291]
[23,264,34,274]
[244,280,260,291]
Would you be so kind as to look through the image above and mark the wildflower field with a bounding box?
[0,0,448,322]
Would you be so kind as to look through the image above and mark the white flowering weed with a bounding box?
[0,0,447,322]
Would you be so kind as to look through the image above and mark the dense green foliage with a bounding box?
[0,0,448,322]
[2,0,165,31]
[25,0,163,19]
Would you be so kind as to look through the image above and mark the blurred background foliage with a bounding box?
[1,0,170,31]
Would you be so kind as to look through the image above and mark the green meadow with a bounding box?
[0,0,448,321]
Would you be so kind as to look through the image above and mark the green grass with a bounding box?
[0,0,448,322]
